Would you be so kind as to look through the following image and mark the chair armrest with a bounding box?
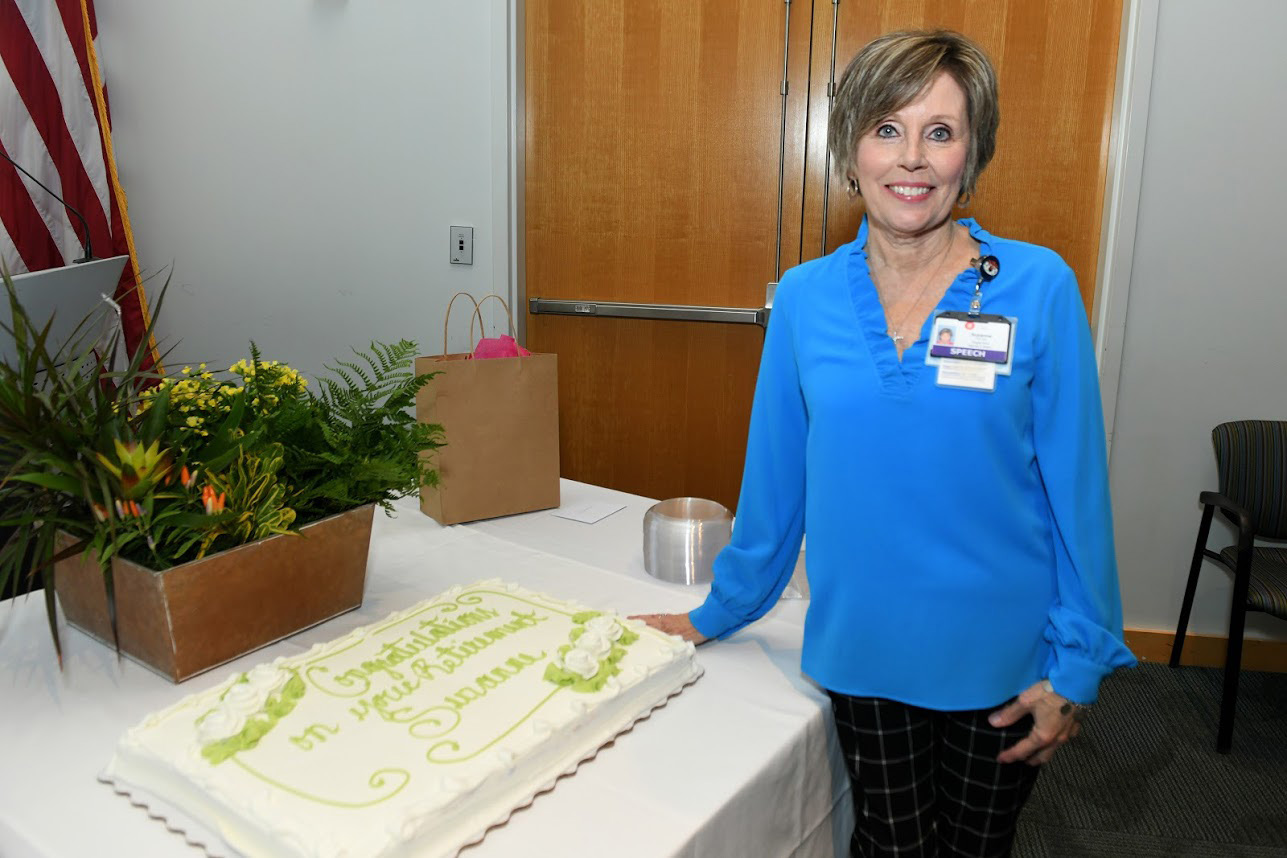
[1199,491,1254,549]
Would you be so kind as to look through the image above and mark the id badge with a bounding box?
[928,312,1012,364]
[926,312,1016,392]
[936,358,996,391]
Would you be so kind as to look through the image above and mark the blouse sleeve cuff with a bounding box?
[1045,645,1137,704]
[689,598,741,641]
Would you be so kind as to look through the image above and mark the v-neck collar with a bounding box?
[846,217,994,394]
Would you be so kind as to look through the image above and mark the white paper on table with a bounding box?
[550,501,627,525]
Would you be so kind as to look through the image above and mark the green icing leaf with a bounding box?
[198,670,307,765]
[543,663,578,685]
[570,611,602,624]
[201,738,239,765]
[283,674,306,700]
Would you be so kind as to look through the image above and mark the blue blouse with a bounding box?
[689,218,1136,708]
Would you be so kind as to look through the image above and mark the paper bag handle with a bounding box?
[468,294,519,344]
[442,292,486,356]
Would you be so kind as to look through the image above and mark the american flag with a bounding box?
[0,0,156,364]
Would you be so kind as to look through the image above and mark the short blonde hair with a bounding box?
[828,30,999,201]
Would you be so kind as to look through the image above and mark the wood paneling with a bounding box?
[802,0,1123,312]
[526,1,812,508]
[532,315,763,508]
[1125,629,1287,673]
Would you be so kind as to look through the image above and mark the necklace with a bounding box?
[871,226,957,345]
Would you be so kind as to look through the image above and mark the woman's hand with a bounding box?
[630,612,709,645]
[989,679,1085,765]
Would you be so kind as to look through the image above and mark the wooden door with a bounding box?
[525,1,812,510]
[526,1,1122,510]
[801,0,1123,311]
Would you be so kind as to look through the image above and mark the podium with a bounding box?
[1,255,130,598]
[1,255,129,365]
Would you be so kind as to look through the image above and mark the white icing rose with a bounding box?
[584,615,624,641]
[223,679,268,716]
[197,705,247,745]
[573,630,612,660]
[559,647,600,681]
[245,662,287,696]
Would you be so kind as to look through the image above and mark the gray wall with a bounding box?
[95,1,1287,641]
[96,0,511,380]
[1108,0,1287,640]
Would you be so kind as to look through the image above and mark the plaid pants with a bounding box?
[829,693,1041,858]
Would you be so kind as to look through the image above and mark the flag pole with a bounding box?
[77,0,163,374]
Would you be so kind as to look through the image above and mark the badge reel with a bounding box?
[925,255,1015,392]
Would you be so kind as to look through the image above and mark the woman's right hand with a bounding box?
[630,612,710,645]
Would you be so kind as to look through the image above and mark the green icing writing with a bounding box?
[199,672,306,765]
[288,722,340,751]
[441,649,546,710]
[306,609,548,698]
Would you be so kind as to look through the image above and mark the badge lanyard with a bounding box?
[968,254,1000,316]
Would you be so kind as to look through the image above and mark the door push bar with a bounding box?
[529,284,779,328]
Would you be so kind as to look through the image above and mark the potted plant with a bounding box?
[0,271,443,680]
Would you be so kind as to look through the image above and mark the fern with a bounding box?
[279,340,442,521]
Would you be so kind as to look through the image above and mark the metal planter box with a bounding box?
[53,504,374,682]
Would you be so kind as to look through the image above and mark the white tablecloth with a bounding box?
[0,480,853,857]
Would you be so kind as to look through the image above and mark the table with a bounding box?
[0,480,853,857]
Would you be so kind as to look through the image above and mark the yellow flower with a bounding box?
[186,416,202,427]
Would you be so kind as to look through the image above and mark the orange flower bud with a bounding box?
[202,485,226,515]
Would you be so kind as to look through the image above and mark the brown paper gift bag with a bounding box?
[416,293,560,524]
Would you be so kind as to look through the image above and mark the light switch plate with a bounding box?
[450,225,473,265]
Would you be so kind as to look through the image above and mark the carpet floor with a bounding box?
[1013,661,1287,857]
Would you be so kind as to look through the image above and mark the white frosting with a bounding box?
[556,647,599,680]
[196,706,246,745]
[103,579,702,858]
[572,629,613,660]
[583,615,625,641]
[245,661,288,694]
[222,680,267,717]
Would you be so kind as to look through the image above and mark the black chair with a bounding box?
[1171,420,1287,753]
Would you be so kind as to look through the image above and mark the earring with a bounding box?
[846,177,860,199]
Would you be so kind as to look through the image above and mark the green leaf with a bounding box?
[5,472,83,494]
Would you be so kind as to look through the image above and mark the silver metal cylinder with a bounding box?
[642,497,733,585]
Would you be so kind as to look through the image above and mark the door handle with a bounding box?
[529,298,767,327]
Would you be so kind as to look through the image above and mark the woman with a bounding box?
[637,30,1135,858]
